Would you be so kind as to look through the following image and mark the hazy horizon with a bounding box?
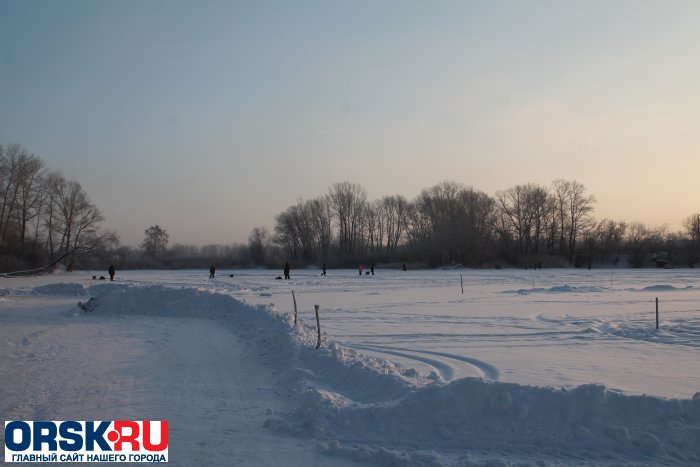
[2,1,699,247]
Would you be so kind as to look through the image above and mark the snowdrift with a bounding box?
[503,285,606,295]
[81,284,700,466]
[34,283,88,296]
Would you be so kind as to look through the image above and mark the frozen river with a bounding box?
[121,267,700,398]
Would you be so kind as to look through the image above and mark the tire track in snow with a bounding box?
[346,343,500,382]
[347,344,455,381]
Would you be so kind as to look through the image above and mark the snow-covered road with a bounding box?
[0,286,362,466]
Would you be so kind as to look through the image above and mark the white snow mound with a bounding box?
[32,283,87,296]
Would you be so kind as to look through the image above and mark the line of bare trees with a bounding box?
[109,179,700,271]
[110,224,253,270]
[0,144,116,273]
[265,180,700,269]
[6,141,697,272]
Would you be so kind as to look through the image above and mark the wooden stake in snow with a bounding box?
[460,274,464,294]
[314,305,321,349]
[656,297,659,330]
[292,290,298,326]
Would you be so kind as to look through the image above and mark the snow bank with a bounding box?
[32,283,87,296]
[0,282,87,297]
[286,380,700,465]
[80,284,700,466]
[636,284,693,292]
[503,285,605,295]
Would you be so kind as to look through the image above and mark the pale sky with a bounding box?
[1,1,699,246]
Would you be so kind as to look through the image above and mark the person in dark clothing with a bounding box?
[284,262,290,279]
[209,264,216,279]
[321,263,327,276]
[402,263,407,271]
[370,263,375,275]
[359,264,363,276]
[108,264,115,281]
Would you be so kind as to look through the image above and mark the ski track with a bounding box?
[345,343,457,381]
[346,343,500,381]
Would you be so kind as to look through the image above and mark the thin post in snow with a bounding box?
[292,290,298,326]
[314,305,321,349]
[460,273,464,294]
[656,297,659,330]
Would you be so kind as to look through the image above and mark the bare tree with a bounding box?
[415,181,495,265]
[28,171,108,269]
[625,222,666,268]
[55,180,88,255]
[274,209,299,260]
[41,171,63,258]
[494,185,526,255]
[364,200,380,253]
[0,145,47,252]
[415,181,461,262]
[0,144,23,245]
[458,187,496,264]
[13,151,46,247]
[328,182,367,256]
[405,199,431,252]
[141,225,169,258]
[274,201,316,261]
[552,179,596,264]
[380,195,410,255]
[492,204,515,261]
[0,144,116,271]
[494,183,552,258]
[43,174,105,265]
[248,226,269,265]
[584,219,627,265]
[683,213,700,267]
[306,196,332,259]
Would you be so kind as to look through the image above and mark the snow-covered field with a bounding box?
[2,268,699,466]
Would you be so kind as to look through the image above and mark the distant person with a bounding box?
[402,263,407,272]
[321,263,327,276]
[370,263,375,275]
[284,262,290,280]
[108,264,115,281]
[209,264,216,279]
[359,264,363,276]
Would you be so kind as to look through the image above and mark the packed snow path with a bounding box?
[0,285,362,466]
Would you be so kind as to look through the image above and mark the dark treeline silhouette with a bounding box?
[110,241,254,270]
[4,143,699,272]
[0,144,116,273]
[265,180,700,269]
[88,180,700,271]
